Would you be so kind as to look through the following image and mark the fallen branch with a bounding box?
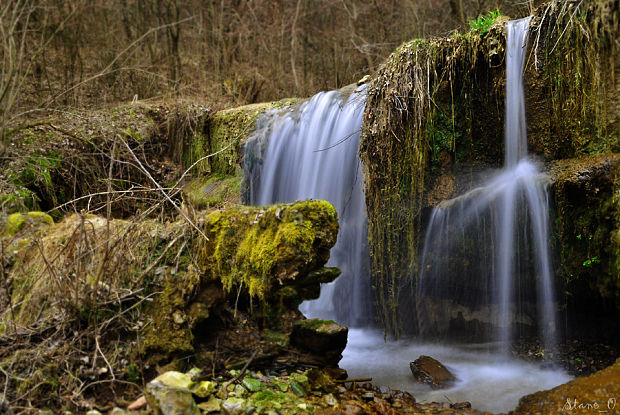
[334,377,372,383]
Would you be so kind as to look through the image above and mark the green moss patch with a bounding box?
[198,200,338,300]
[3,211,53,237]
[184,174,242,210]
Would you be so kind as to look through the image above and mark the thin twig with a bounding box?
[120,137,209,241]
[223,350,258,396]
[549,0,584,55]
[95,335,115,381]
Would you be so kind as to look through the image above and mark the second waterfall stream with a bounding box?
[417,16,558,352]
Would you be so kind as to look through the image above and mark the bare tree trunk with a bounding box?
[449,0,466,25]
[290,0,302,93]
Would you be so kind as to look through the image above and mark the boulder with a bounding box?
[145,374,199,415]
[143,200,340,357]
[290,319,348,365]
[409,355,457,389]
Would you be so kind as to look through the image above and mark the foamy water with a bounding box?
[341,329,572,413]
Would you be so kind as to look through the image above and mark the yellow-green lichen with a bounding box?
[199,200,338,300]
[3,211,53,237]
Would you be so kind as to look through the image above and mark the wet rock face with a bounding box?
[550,155,620,340]
[290,319,348,366]
[410,355,457,389]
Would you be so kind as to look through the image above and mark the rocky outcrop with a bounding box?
[290,319,348,366]
[511,358,620,414]
[549,155,620,340]
[360,0,619,337]
[143,200,341,360]
[410,356,457,389]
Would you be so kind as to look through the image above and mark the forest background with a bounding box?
[2,0,543,140]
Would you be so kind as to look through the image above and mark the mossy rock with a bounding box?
[513,358,620,414]
[198,200,338,299]
[144,200,339,357]
[290,318,348,365]
[188,99,297,177]
[3,211,53,237]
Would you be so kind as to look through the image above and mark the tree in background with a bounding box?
[1,0,541,136]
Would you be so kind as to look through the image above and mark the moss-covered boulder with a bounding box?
[2,211,53,237]
[143,200,340,359]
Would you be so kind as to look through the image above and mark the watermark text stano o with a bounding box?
[563,397,617,412]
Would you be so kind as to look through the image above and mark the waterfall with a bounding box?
[243,86,372,327]
[417,17,558,351]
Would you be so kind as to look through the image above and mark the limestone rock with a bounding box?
[221,397,246,415]
[153,371,193,389]
[409,355,457,389]
[197,396,221,413]
[145,376,199,415]
[290,318,348,365]
[190,380,216,398]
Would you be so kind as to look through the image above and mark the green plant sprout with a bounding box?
[469,9,501,35]
[582,256,600,267]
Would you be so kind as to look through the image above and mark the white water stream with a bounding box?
[244,86,372,327]
[417,16,558,352]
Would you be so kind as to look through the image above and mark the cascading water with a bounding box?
[243,86,372,327]
[417,16,557,351]
[342,18,569,413]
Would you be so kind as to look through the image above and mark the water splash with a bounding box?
[243,86,372,327]
[417,17,558,352]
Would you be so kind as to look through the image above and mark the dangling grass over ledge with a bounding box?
[360,0,618,338]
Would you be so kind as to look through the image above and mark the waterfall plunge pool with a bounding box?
[340,328,572,413]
